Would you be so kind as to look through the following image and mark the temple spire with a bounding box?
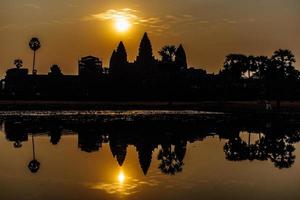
[175,44,188,70]
[116,41,128,64]
[136,32,155,64]
[109,41,128,75]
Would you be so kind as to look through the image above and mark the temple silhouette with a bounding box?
[1,33,194,101]
[2,33,299,102]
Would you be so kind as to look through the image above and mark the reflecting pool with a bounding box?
[0,111,300,200]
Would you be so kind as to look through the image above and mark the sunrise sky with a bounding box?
[0,0,299,77]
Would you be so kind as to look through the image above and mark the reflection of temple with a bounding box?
[3,118,300,174]
[109,138,128,166]
[175,140,187,163]
[136,143,156,175]
[48,126,63,145]
[4,120,28,148]
[78,129,104,153]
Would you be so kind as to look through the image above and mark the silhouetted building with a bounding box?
[109,42,128,76]
[109,50,117,72]
[78,56,103,77]
[4,31,280,101]
[136,33,156,65]
[48,127,62,145]
[5,120,28,148]
[4,68,30,96]
[48,64,63,76]
[175,44,188,71]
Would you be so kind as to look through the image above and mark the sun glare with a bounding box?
[118,171,125,183]
[115,17,131,32]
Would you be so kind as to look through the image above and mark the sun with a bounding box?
[115,17,131,32]
[118,171,125,183]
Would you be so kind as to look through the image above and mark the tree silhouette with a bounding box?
[270,49,297,108]
[49,64,63,76]
[253,56,270,80]
[29,37,41,75]
[159,45,177,64]
[247,55,258,79]
[271,49,296,74]
[14,59,23,69]
[222,54,248,81]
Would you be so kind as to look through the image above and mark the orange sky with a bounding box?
[0,0,299,77]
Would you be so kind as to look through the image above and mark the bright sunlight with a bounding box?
[115,17,131,32]
[118,170,125,183]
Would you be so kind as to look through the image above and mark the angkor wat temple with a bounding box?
[1,33,208,101]
[2,32,299,101]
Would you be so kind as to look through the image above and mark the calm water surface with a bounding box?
[0,111,300,200]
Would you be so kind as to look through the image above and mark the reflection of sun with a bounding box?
[118,170,125,183]
[115,17,131,32]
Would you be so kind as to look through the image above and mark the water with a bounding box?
[0,111,300,200]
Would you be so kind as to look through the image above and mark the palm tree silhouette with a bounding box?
[158,45,176,64]
[28,134,40,173]
[157,145,183,175]
[14,59,23,69]
[29,37,41,75]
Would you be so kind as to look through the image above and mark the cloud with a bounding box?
[222,18,238,24]
[91,8,163,27]
[65,3,80,8]
[89,8,202,34]
[92,8,139,21]
[24,3,41,10]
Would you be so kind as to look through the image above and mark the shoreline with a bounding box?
[1,100,300,120]
[0,100,299,110]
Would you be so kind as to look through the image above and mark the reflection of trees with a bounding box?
[3,119,300,173]
[257,137,295,169]
[158,144,184,175]
[224,134,261,162]
[286,131,300,144]
[224,137,249,161]
[224,133,296,169]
